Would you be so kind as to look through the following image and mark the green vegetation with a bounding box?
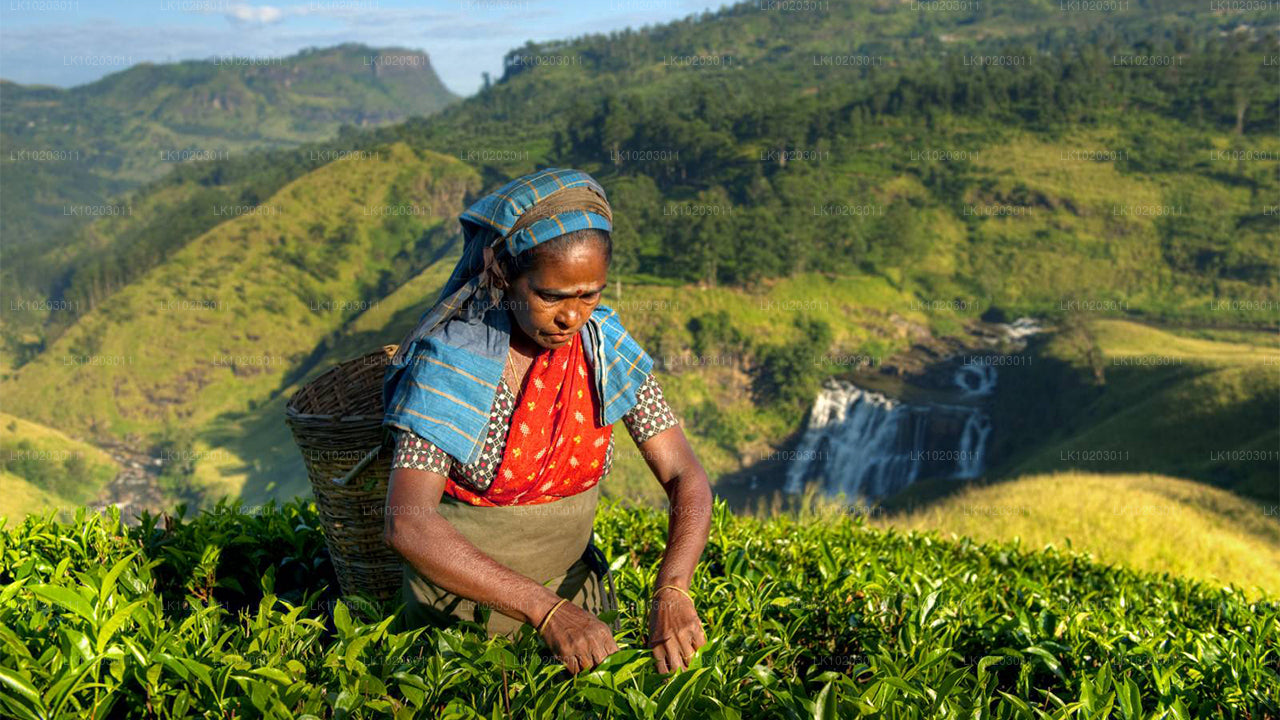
[750,316,835,415]
[1,18,1276,714]
[366,0,1278,324]
[10,0,1276,373]
[0,144,478,444]
[0,413,118,520]
[2,496,1276,718]
[191,239,471,507]
[599,272,939,505]
[1,43,458,364]
[3,0,1273,517]
[874,472,1280,601]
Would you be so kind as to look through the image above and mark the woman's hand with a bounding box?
[537,601,620,675]
[647,588,706,674]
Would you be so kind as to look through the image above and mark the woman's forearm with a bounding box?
[387,511,563,627]
[654,470,713,590]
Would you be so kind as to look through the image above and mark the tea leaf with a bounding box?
[29,584,94,625]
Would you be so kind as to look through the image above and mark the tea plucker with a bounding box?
[381,168,712,675]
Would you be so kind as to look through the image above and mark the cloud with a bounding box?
[225,3,286,25]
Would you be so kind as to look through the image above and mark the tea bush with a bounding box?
[1,496,1276,719]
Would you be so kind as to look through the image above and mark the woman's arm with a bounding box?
[383,466,560,625]
[382,466,620,673]
[640,425,713,591]
[620,373,713,594]
[634,424,713,673]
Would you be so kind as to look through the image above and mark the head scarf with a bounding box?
[388,168,614,367]
[381,168,654,467]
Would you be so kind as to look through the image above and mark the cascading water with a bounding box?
[783,364,996,501]
[955,362,997,398]
[954,411,992,479]
[781,317,1040,502]
[782,385,926,499]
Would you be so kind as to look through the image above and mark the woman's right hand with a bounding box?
[537,600,620,675]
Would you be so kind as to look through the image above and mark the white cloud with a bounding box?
[225,3,286,25]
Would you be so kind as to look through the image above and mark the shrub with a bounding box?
[751,316,834,419]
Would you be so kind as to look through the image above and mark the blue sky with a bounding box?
[0,0,727,95]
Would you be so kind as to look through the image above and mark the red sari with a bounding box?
[443,332,613,506]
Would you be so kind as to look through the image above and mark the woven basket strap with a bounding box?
[333,427,393,487]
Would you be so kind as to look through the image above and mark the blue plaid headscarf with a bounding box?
[381,168,655,466]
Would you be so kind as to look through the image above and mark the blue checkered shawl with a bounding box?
[381,168,654,466]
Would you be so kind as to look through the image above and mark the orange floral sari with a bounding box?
[443,332,613,506]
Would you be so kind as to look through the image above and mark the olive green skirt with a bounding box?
[393,482,618,638]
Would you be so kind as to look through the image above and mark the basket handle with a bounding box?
[332,440,381,484]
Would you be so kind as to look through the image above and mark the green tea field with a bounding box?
[1,495,1276,719]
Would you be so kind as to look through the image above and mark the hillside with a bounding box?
[9,0,1274,375]
[1,0,1276,554]
[191,237,471,507]
[990,319,1280,499]
[0,44,459,361]
[1,496,1275,717]
[0,412,119,521]
[873,472,1280,601]
[366,0,1278,322]
[2,3,1276,715]
[0,143,478,442]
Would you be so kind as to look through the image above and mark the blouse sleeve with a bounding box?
[391,428,452,476]
[621,372,681,446]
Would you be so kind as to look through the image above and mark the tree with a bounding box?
[751,316,834,418]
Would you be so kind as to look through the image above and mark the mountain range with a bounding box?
[1,43,458,361]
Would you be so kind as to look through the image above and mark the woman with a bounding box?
[380,167,713,676]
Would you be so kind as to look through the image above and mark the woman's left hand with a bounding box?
[647,588,706,674]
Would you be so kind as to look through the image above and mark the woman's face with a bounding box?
[503,241,608,351]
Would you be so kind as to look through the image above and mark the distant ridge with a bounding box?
[0,43,459,305]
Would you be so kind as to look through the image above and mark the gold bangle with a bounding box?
[653,585,694,604]
[536,598,570,633]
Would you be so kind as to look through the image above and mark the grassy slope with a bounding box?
[0,472,65,525]
[0,143,478,441]
[0,412,119,521]
[874,472,1280,601]
[963,127,1280,321]
[864,320,1280,601]
[1000,319,1279,498]
[197,240,469,505]
[0,44,462,368]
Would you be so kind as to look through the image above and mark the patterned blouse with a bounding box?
[391,371,680,500]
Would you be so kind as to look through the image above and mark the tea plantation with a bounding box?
[1,496,1276,719]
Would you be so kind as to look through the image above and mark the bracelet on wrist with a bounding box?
[653,584,694,604]
[536,598,570,633]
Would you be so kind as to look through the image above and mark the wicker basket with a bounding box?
[285,344,402,602]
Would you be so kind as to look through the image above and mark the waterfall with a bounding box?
[955,362,997,398]
[783,379,993,501]
[779,318,1043,502]
[954,411,992,479]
